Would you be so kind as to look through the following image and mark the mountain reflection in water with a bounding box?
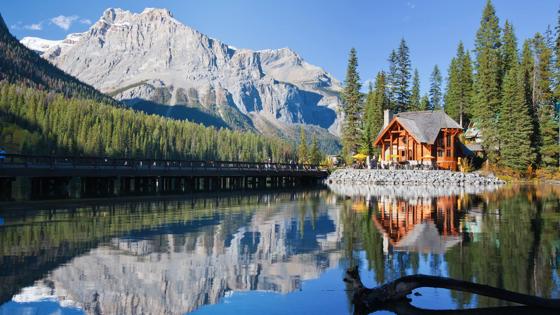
[0,184,559,315]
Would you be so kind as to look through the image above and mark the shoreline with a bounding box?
[327,168,505,187]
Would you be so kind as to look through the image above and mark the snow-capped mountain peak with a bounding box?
[20,7,342,139]
[20,37,62,53]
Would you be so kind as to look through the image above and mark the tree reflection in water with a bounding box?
[335,183,560,312]
[0,184,559,314]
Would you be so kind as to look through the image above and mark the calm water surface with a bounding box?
[0,184,559,314]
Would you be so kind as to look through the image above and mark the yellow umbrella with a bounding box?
[352,201,368,212]
[352,153,368,160]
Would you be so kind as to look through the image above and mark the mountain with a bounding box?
[0,14,116,104]
[21,8,342,144]
[0,13,294,161]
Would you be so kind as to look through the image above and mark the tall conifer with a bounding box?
[497,62,535,171]
[501,21,519,77]
[420,94,431,110]
[445,42,474,127]
[387,50,399,110]
[309,134,322,165]
[410,69,421,111]
[362,72,389,155]
[297,126,308,164]
[341,48,363,161]
[430,65,443,109]
[395,38,412,112]
[473,0,502,162]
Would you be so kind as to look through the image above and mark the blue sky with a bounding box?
[1,0,558,93]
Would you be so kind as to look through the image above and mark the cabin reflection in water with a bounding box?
[355,195,468,254]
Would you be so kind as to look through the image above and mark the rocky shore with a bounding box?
[327,168,505,187]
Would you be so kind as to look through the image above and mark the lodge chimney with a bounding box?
[383,109,394,128]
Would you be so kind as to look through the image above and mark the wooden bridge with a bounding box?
[0,154,329,200]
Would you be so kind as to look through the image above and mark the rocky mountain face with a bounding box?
[21,8,342,142]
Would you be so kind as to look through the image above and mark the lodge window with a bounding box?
[438,150,443,157]
[446,150,451,157]
[446,135,451,147]
[437,136,443,146]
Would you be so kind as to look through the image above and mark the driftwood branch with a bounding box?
[344,267,560,314]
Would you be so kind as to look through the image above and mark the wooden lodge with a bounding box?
[373,110,463,170]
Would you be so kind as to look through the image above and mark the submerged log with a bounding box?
[344,267,560,314]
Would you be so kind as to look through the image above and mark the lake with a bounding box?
[0,184,559,314]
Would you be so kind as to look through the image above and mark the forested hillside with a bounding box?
[0,83,294,161]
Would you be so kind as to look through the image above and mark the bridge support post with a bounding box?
[186,177,194,192]
[68,177,81,199]
[203,177,210,191]
[113,177,121,196]
[12,177,31,201]
[0,177,13,201]
[212,177,219,191]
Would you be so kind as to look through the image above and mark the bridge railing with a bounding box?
[0,154,324,172]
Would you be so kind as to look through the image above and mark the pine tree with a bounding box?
[341,48,363,162]
[410,69,421,111]
[501,20,519,77]
[361,72,388,155]
[387,49,399,110]
[372,72,390,130]
[395,38,412,112]
[429,65,443,109]
[538,104,559,169]
[532,33,554,109]
[520,39,541,162]
[460,50,474,124]
[420,94,431,110]
[497,60,535,171]
[555,7,560,101]
[444,42,474,127]
[532,33,557,168]
[473,0,502,163]
[361,83,376,155]
[309,134,322,165]
[445,57,460,113]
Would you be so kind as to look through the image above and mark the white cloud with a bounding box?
[406,2,416,9]
[50,15,78,30]
[79,18,92,25]
[24,23,43,31]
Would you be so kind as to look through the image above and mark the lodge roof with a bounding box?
[377,110,462,145]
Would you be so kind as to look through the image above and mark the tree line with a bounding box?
[341,0,559,173]
[297,126,323,165]
[0,83,296,162]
